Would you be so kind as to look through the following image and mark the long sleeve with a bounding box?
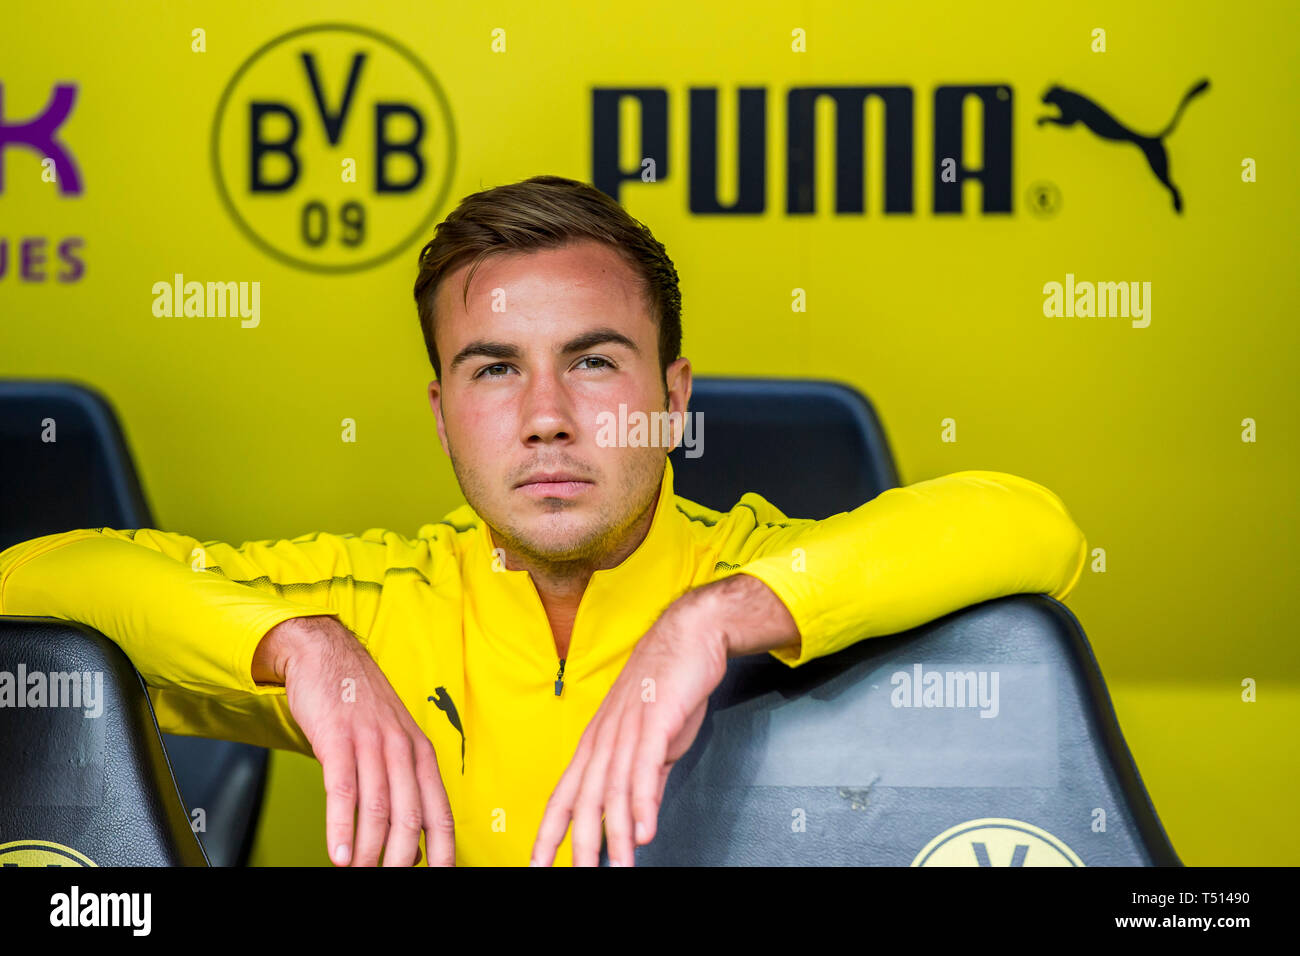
[0,527,372,753]
[710,470,1088,667]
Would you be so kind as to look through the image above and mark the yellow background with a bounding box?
[0,0,1295,865]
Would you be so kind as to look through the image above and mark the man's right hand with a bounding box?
[252,615,455,867]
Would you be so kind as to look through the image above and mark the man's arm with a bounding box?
[248,613,457,868]
[251,612,303,685]
[533,469,1087,865]
[0,527,360,748]
[0,526,457,866]
[674,571,800,658]
[708,469,1088,666]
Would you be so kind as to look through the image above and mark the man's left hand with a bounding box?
[529,586,731,867]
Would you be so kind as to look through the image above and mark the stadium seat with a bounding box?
[607,376,1178,865]
[0,615,209,866]
[668,376,900,518]
[601,593,1181,866]
[0,379,267,866]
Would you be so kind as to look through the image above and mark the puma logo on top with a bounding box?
[427,686,466,775]
[1038,79,1210,213]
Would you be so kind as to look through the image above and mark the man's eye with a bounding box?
[477,363,512,378]
[576,355,613,370]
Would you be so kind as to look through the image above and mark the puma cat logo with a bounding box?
[1038,79,1210,213]
[427,686,465,775]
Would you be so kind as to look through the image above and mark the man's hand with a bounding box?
[529,573,800,867]
[254,615,455,867]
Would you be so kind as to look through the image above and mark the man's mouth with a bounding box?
[515,472,594,499]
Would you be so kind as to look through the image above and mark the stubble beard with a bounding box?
[448,443,664,576]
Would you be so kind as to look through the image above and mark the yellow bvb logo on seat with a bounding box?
[0,840,98,867]
[911,818,1084,867]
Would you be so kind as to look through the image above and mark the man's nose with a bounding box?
[520,369,576,443]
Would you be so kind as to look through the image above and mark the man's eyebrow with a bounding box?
[559,328,640,357]
[449,340,521,372]
[448,328,639,373]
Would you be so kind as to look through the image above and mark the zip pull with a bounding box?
[554,658,566,697]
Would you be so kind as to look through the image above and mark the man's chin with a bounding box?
[500,510,607,560]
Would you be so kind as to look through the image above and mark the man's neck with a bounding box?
[489,494,659,660]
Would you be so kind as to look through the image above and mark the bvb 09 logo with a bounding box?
[0,840,97,866]
[211,23,457,272]
[911,818,1084,867]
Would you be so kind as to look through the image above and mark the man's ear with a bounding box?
[664,357,692,449]
[427,380,451,457]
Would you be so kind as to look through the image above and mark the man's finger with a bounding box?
[531,720,600,865]
[569,706,624,866]
[352,731,391,866]
[320,735,359,866]
[630,709,672,847]
[381,731,423,866]
[601,694,645,866]
[414,736,455,866]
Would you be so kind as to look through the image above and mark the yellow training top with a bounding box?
[0,459,1086,866]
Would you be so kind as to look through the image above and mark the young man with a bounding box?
[0,175,1087,868]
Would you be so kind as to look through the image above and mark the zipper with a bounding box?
[554,658,567,697]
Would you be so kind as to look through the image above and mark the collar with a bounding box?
[458,457,697,674]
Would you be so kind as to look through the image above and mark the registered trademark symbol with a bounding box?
[1026,181,1061,218]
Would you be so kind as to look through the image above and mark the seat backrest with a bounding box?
[668,376,899,519]
[0,616,209,866]
[0,379,153,552]
[0,378,265,866]
[602,594,1180,866]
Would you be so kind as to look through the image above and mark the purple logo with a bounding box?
[0,83,82,195]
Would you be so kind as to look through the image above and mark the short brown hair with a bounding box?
[413,174,682,382]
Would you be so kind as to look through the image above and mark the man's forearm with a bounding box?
[678,573,801,659]
[251,615,335,685]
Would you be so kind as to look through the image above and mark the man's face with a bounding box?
[427,239,691,568]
